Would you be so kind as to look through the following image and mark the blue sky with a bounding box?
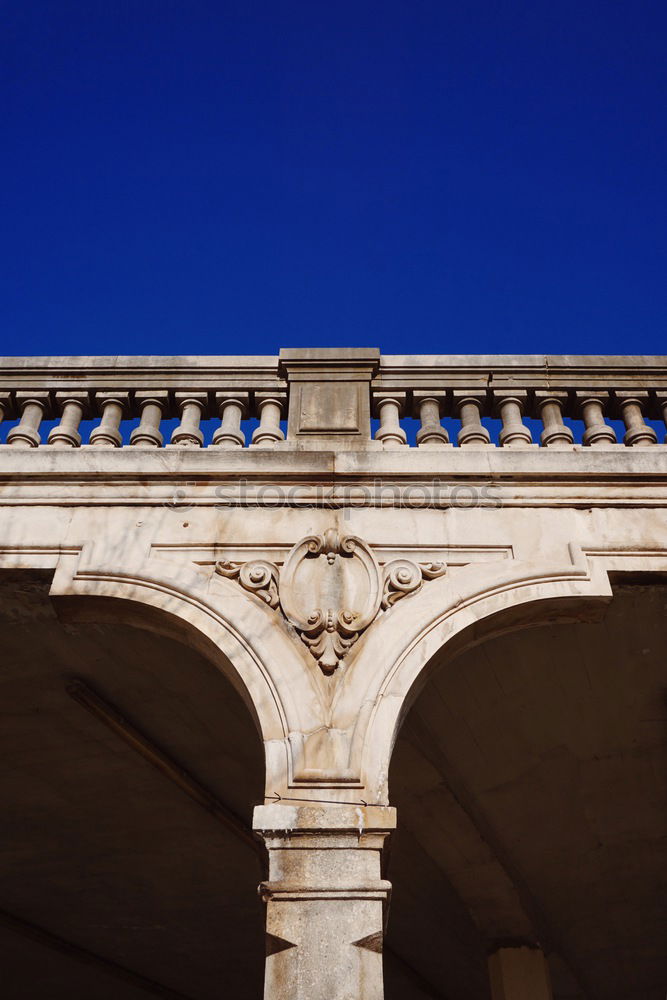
[2,1,666,358]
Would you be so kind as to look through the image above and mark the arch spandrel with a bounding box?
[47,550,326,797]
[332,550,614,804]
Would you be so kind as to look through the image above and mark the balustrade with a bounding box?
[0,352,666,451]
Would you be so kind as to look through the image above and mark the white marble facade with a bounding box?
[1,348,667,999]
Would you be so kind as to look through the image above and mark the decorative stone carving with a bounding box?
[279,529,382,675]
[215,531,446,675]
[381,559,446,609]
[216,559,280,609]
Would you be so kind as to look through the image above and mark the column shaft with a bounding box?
[255,804,395,1000]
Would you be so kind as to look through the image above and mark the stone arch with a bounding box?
[48,551,323,795]
[333,548,614,803]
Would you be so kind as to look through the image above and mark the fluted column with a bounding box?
[414,393,449,446]
[535,391,574,447]
[130,391,169,448]
[616,391,657,446]
[453,392,491,447]
[488,945,553,1000]
[575,392,617,446]
[374,394,407,446]
[251,394,286,447]
[7,392,50,448]
[170,393,207,447]
[255,804,395,1000]
[89,392,129,447]
[48,392,89,447]
[212,392,249,448]
[494,391,533,447]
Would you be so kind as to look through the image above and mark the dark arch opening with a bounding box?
[385,580,667,1000]
[0,569,265,1000]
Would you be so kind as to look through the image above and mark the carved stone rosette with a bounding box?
[215,530,446,675]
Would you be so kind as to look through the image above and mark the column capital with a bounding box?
[15,390,52,415]
[492,388,529,413]
[254,391,287,412]
[94,391,130,412]
[452,389,487,407]
[574,388,610,410]
[54,390,91,415]
[371,391,407,416]
[533,389,569,404]
[174,391,208,410]
[215,390,250,416]
[254,802,396,834]
[133,390,169,409]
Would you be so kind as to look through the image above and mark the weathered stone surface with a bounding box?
[0,348,666,998]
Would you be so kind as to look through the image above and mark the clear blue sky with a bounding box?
[2,1,666,358]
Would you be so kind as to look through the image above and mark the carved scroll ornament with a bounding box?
[216,530,445,675]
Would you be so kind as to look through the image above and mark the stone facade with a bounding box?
[1,348,667,998]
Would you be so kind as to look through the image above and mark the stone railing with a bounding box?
[0,348,666,449]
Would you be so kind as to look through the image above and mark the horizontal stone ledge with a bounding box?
[253,803,397,833]
[1,446,667,479]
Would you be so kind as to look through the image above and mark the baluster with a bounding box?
[616,392,657,446]
[170,393,207,447]
[374,394,407,446]
[212,392,249,448]
[414,393,449,446]
[130,391,168,448]
[494,391,533,447]
[48,392,88,447]
[89,393,129,447]
[575,392,617,446]
[6,392,50,447]
[251,394,285,447]
[453,392,491,447]
[535,391,574,447]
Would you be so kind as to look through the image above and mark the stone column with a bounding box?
[535,391,574,448]
[130,391,169,448]
[616,391,657,446]
[254,803,396,1000]
[252,395,286,447]
[453,392,491,447]
[89,392,129,447]
[575,391,617,446]
[414,393,450,446]
[212,392,249,448]
[494,391,533,447]
[488,945,553,1000]
[374,394,407,446]
[48,392,89,447]
[7,392,50,447]
[170,392,207,447]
